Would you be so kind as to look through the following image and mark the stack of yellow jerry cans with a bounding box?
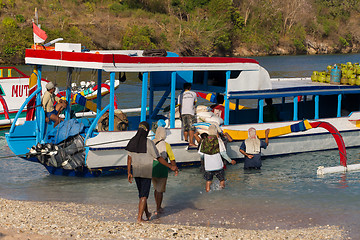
[311,62,360,85]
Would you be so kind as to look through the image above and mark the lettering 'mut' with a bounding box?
[12,85,30,97]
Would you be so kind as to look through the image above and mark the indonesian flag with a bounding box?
[32,22,47,44]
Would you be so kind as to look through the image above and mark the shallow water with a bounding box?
[2,54,360,238]
[1,130,360,237]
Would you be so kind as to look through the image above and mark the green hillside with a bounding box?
[1,0,360,64]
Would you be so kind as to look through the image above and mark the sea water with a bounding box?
[2,53,360,237]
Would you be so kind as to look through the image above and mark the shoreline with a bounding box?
[0,198,345,239]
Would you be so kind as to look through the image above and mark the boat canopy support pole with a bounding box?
[337,94,342,117]
[109,72,115,131]
[203,71,208,89]
[84,105,110,143]
[36,65,45,143]
[97,69,102,113]
[65,67,73,120]
[293,96,298,121]
[258,99,264,123]
[150,87,171,120]
[141,72,148,122]
[170,72,176,128]
[149,74,154,117]
[224,71,230,125]
[315,95,319,119]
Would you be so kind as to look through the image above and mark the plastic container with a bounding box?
[330,65,341,84]
[325,74,330,83]
[318,72,326,83]
[356,76,360,86]
[340,77,348,85]
[349,76,356,85]
[311,71,318,82]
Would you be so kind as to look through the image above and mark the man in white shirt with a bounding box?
[177,83,197,147]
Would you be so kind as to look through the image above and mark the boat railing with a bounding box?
[84,104,110,143]
[0,67,28,78]
[0,95,10,120]
[9,88,41,134]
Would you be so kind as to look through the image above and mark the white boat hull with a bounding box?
[85,116,359,169]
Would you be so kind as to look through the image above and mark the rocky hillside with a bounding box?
[1,0,360,64]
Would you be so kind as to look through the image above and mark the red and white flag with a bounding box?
[32,22,47,44]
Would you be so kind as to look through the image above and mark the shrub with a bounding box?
[121,25,158,50]
[339,36,349,47]
[84,2,95,13]
[15,14,25,23]
[2,17,17,28]
[109,2,126,15]
[293,38,307,53]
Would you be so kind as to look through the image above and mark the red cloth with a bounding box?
[211,105,225,120]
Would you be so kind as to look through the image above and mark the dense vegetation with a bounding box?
[1,0,360,64]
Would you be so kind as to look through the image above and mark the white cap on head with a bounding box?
[46,82,55,90]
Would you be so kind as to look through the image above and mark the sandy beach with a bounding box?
[0,198,345,240]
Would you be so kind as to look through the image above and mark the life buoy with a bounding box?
[31,44,55,51]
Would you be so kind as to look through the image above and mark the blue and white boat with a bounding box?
[5,44,360,176]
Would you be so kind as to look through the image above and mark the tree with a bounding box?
[273,0,310,34]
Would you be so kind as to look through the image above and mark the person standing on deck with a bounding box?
[239,128,270,170]
[152,127,178,215]
[41,82,67,127]
[210,93,225,120]
[126,121,178,223]
[263,98,279,122]
[178,83,197,147]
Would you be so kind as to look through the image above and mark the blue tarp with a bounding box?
[46,119,84,144]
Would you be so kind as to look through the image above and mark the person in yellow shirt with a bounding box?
[41,82,67,127]
[152,126,178,215]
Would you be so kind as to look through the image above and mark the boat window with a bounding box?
[0,85,4,96]
[208,71,226,87]
[230,71,241,79]
[341,94,360,116]
[193,71,239,87]
[193,71,204,85]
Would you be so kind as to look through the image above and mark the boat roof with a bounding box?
[25,49,260,72]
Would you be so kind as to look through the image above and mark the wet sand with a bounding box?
[0,198,345,239]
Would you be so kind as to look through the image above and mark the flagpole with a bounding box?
[35,8,38,26]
